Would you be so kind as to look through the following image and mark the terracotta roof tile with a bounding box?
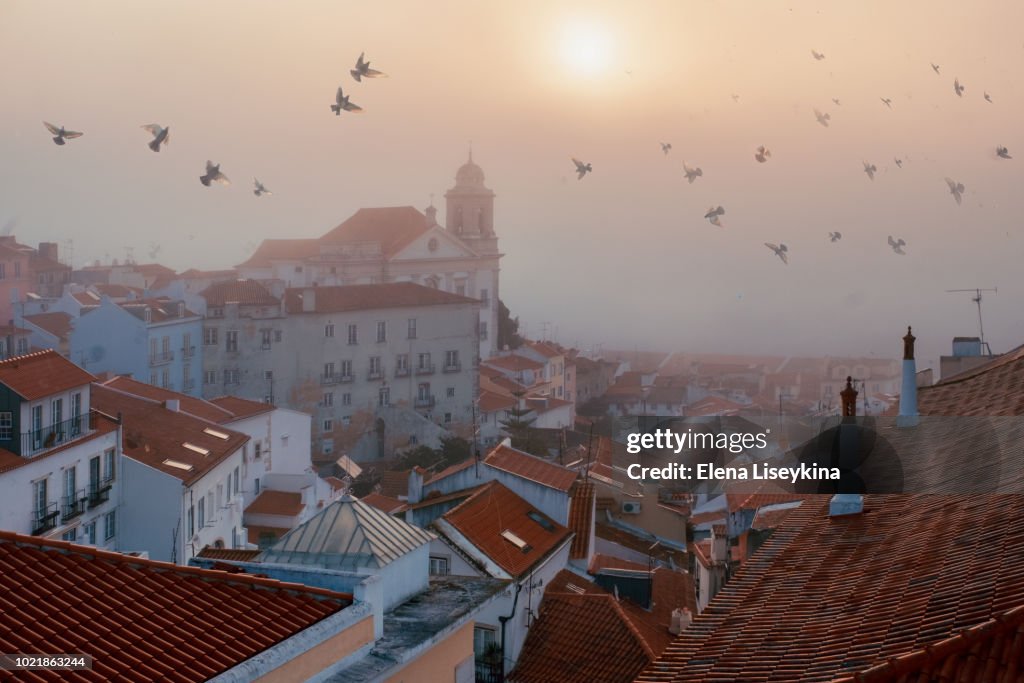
[237,238,319,268]
[318,206,430,258]
[479,389,516,413]
[195,546,263,562]
[0,350,96,400]
[199,279,280,307]
[594,523,683,566]
[636,494,1024,683]
[206,395,275,421]
[377,470,409,499]
[100,376,234,423]
[437,481,572,579]
[483,444,578,492]
[358,492,405,514]
[568,481,595,559]
[22,312,74,340]
[244,490,303,517]
[284,282,477,314]
[0,531,350,682]
[915,343,1024,416]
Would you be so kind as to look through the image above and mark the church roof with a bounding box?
[319,206,430,258]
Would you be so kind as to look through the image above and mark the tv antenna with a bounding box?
[946,288,997,355]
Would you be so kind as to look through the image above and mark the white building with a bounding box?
[0,351,121,548]
[236,156,502,360]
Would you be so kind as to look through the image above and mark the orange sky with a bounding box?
[1,0,1022,364]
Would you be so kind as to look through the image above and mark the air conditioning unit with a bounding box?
[621,501,642,515]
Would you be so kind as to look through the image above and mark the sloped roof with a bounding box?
[484,444,578,492]
[319,206,431,258]
[245,490,304,516]
[567,481,595,559]
[0,531,350,682]
[237,238,319,268]
[915,343,1024,416]
[636,494,1024,683]
[0,349,96,400]
[284,282,478,314]
[484,355,545,372]
[259,495,434,570]
[22,311,74,340]
[359,492,405,514]
[100,376,234,423]
[200,279,280,307]
[206,395,275,420]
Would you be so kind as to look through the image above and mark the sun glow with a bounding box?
[559,21,613,77]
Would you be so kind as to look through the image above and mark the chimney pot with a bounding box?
[899,325,920,426]
[840,376,858,417]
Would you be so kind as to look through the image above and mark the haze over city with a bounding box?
[2,0,1022,365]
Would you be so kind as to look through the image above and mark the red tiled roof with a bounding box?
[438,481,572,579]
[914,343,1024,416]
[525,341,563,359]
[319,206,430,258]
[750,501,803,530]
[484,355,545,372]
[0,531,350,682]
[0,350,96,400]
[92,282,144,298]
[237,238,319,268]
[484,444,578,493]
[207,395,275,421]
[589,553,649,573]
[479,389,516,413]
[359,492,405,514]
[245,490,304,516]
[100,376,234,423]
[725,481,806,513]
[568,481,595,559]
[22,312,74,340]
[688,510,727,526]
[637,494,1024,683]
[594,523,683,565]
[200,279,280,307]
[403,485,484,511]
[247,525,291,545]
[377,470,410,499]
[425,458,476,484]
[284,282,477,314]
[195,546,263,562]
[119,297,198,322]
[686,395,744,416]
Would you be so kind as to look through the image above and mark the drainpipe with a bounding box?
[497,581,523,681]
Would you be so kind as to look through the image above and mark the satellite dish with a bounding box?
[89,345,106,362]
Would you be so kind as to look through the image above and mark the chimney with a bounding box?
[165,399,180,412]
[38,242,59,262]
[898,326,919,427]
[669,607,693,635]
[302,288,316,313]
[839,376,857,417]
[830,376,864,516]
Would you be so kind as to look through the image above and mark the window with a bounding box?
[161,368,170,388]
[223,369,239,385]
[323,419,333,432]
[322,439,334,455]
[325,323,335,338]
[31,404,43,448]
[324,362,335,379]
[204,370,217,385]
[456,282,466,297]
[407,318,417,339]
[62,527,77,542]
[418,383,431,401]
[182,332,192,355]
[429,556,450,575]
[13,261,19,277]
[447,387,455,398]
[445,350,460,369]
[479,321,488,341]
[378,387,390,407]
[261,329,272,349]
[474,626,496,659]
[15,338,27,355]
[274,330,283,343]
[347,324,357,345]
[254,478,261,495]
[340,360,352,378]
[204,327,218,345]
[254,441,262,459]
[376,321,386,343]
[342,415,351,427]
[198,497,206,528]
[418,352,432,370]
[264,370,273,381]
[84,521,96,545]
[369,356,382,376]
[63,466,76,508]
[232,466,240,497]
[444,412,452,424]
[52,397,63,427]
[89,455,100,489]
[0,412,11,440]
[162,336,171,356]
[396,354,409,372]
[226,330,238,352]
[322,392,334,407]
[341,392,351,406]
[33,478,48,515]
[480,288,489,306]
[104,510,116,540]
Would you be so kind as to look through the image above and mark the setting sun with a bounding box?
[559,20,613,77]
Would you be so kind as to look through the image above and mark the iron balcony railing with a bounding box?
[32,502,59,536]
[415,363,436,376]
[19,414,91,456]
[394,366,411,378]
[443,361,462,373]
[367,367,385,380]
[181,345,196,358]
[88,481,112,507]
[149,350,174,365]
[62,489,88,522]
[415,395,436,408]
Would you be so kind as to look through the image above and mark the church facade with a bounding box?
[237,155,502,359]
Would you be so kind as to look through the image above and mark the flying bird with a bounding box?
[832,98,841,106]
[43,121,83,146]
[683,162,703,184]
[660,142,672,155]
[571,157,592,180]
[863,162,877,180]
[984,92,993,103]
[754,145,771,163]
[996,146,1012,159]
[887,235,907,255]
[814,108,831,127]
[350,52,387,81]
[140,124,170,152]
[829,231,842,242]
[331,87,363,114]
[704,206,725,227]
[880,97,893,109]
[954,78,965,97]
[764,242,788,264]
[811,50,825,61]
[199,160,230,187]
[731,94,740,102]
[931,63,941,74]
[945,177,965,205]
[894,157,903,168]
[253,178,272,196]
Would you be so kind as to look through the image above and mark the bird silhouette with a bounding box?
[571,157,592,180]
[811,50,825,60]
[331,87,363,114]
[43,121,83,146]
[880,97,893,109]
[954,78,965,97]
[141,124,170,152]
[253,178,272,196]
[199,161,230,187]
[984,92,993,103]
[814,108,831,127]
[829,231,842,242]
[764,242,788,263]
[683,162,703,184]
[996,146,1012,160]
[754,145,771,163]
[894,157,903,168]
[888,236,907,255]
[660,142,672,155]
[945,177,965,205]
[931,63,941,74]
[704,206,725,227]
[863,162,877,180]
[832,98,841,106]
[350,52,387,82]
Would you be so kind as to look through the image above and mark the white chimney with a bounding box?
[898,326,919,427]
[669,607,693,635]
[165,399,180,412]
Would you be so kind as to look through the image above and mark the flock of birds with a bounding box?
[569,50,1014,265]
[41,52,387,199]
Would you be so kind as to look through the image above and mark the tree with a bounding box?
[500,396,548,456]
[497,298,524,350]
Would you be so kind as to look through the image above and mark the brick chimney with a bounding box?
[898,326,919,427]
[38,242,59,262]
[839,376,857,417]
[830,377,864,516]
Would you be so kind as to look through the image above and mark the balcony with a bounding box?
[394,366,411,378]
[443,361,462,374]
[62,490,88,523]
[181,345,196,359]
[415,364,436,376]
[88,481,112,508]
[183,379,195,392]
[32,502,59,536]
[367,367,385,380]
[415,395,436,408]
[149,350,174,366]
[20,414,90,456]
[321,373,354,386]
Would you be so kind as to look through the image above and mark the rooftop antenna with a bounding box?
[946,288,997,355]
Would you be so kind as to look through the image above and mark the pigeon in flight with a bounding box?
[984,92,993,103]
[894,157,903,168]
[811,50,825,61]
[141,124,170,152]
[683,162,703,184]
[945,177,965,205]
[931,63,941,74]
[660,142,672,155]
[331,87,363,115]
[571,157,592,180]
[996,146,1012,159]
[814,108,831,127]
[199,160,230,187]
[43,121,83,146]
[829,231,842,242]
[832,98,841,106]
[350,52,387,82]
[863,162,877,180]
[253,178,272,196]
[754,145,771,163]
[764,242,788,264]
[731,94,740,102]
[704,206,725,227]
[880,97,893,109]
[954,78,965,97]
[888,235,907,255]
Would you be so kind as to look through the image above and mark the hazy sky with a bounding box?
[2,0,1022,368]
